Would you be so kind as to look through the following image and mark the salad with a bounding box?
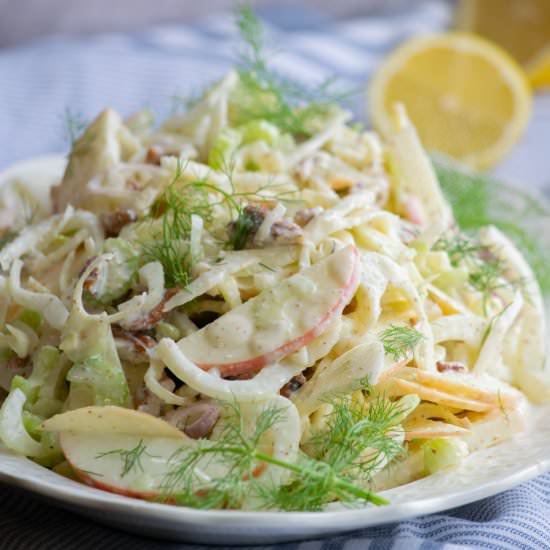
[0,8,548,511]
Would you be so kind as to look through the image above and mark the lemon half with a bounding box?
[456,0,550,90]
[368,33,532,169]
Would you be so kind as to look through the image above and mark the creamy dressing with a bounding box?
[175,245,357,369]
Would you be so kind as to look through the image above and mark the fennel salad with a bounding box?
[0,7,548,512]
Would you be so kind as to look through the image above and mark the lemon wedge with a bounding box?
[368,33,532,169]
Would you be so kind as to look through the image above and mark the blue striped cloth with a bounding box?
[1,1,550,548]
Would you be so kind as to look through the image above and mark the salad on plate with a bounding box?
[0,7,548,512]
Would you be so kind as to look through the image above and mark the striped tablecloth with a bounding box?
[1,1,550,548]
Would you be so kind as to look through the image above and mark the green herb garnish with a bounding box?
[159,404,287,509]
[432,230,527,314]
[143,157,300,282]
[96,439,156,478]
[227,205,264,250]
[142,160,213,287]
[157,392,403,510]
[468,257,526,315]
[468,257,506,302]
[379,325,424,361]
[434,159,550,295]
[266,394,404,511]
[432,233,482,267]
[62,107,88,146]
[233,5,348,137]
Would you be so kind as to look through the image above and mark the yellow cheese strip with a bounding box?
[403,418,470,440]
[384,378,494,412]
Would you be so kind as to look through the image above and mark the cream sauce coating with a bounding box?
[177,245,357,366]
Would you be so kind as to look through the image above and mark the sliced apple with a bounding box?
[42,406,185,439]
[42,406,188,498]
[173,245,360,378]
[60,431,189,499]
[46,398,299,500]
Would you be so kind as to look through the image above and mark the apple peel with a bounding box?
[174,245,360,378]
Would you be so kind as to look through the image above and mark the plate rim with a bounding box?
[2,440,550,545]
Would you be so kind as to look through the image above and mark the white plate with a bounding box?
[2,414,550,545]
[0,156,549,545]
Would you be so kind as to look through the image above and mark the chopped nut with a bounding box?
[145,146,163,165]
[436,361,467,373]
[328,176,355,192]
[112,325,157,354]
[164,402,221,439]
[100,209,137,237]
[280,374,306,397]
[270,219,303,243]
[294,207,322,227]
[5,356,29,370]
[145,145,188,166]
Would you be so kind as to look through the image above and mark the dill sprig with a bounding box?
[431,231,527,315]
[62,107,88,146]
[379,325,424,361]
[265,394,405,511]
[434,159,550,295]
[221,169,301,250]
[143,157,300,283]
[210,161,301,249]
[259,262,277,272]
[233,5,347,137]
[96,439,155,478]
[432,233,483,267]
[158,398,392,511]
[227,205,264,250]
[143,160,213,287]
[160,403,287,509]
[468,256,507,296]
[468,256,526,314]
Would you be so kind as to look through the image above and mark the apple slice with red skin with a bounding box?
[42,406,186,438]
[175,245,360,378]
[43,406,190,499]
[61,431,184,499]
[43,397,300,500]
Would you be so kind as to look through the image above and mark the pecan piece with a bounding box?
[436,361,467,373]
[294,207,322,227]
[270,219,303,243]
[100,209,137,237]
[280,374,306,397]
[145,146,163,166]
[112,325,156,354]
